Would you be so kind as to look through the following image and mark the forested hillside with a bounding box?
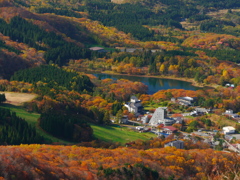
[0,107,44,145]
[0,0,240,138]
[0,0,239,123]
[11,65,94,95]
[0,145,239,179]
[0,0,240,79]
[1,1,240,179]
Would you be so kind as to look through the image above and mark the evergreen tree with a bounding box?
[0,94,6,103]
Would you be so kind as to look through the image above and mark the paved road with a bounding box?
[231,134,240,140]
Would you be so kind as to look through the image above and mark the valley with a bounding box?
[0,0,240,179]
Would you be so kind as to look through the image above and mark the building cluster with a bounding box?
[89,46,161,53]
[122,95,240,152]
[123,96,182,138]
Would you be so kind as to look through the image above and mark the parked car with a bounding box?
[136,126,144,131]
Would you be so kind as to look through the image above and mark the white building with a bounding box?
[124,96,144,115]
[223,110,240,119]
[149,107,175,126]
[137,115,150,124]
[223,126,235,134]
[177,97,196,106]
[190,107,209,116]
[89,47,107,52]
[225,109,233,114]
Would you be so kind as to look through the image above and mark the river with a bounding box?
[93,73,201,94]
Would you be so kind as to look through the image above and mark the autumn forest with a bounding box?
[0,0,240,179]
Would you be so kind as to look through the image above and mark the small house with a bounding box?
[137,115,150,124]
[174,116,183,124]
[223,126,235,134]
[171,97,176,102]
[223,110,240,119]
[225,109,233,114]
[225,84,235,88]
[120,115,128,124]
[164,140,184,149]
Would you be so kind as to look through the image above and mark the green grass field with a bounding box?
[0,104,156,145]
[91,123,156,144]
[144,102,169,111]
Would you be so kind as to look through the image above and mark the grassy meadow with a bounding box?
[91,123,156,144]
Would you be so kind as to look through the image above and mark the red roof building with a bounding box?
[163,126,178,134]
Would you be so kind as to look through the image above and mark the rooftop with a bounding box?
[89,47,104,51]
[223,126,235,131]
[163,126,177,131]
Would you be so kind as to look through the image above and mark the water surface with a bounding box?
[93,73,200,94]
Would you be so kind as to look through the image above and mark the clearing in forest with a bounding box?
[0,91,37,105]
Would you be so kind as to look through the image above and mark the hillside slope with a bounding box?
[0,0,240,85]
[0,144,238,179]
[0,0,240,77]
